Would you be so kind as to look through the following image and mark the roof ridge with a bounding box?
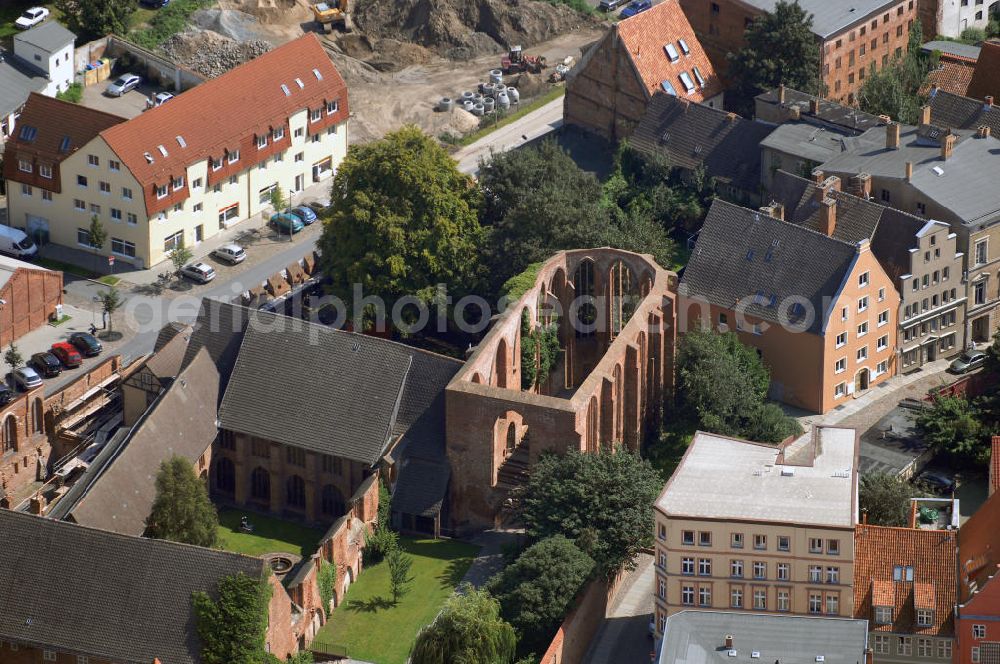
[25,91,128,125]
[711,198,859,249]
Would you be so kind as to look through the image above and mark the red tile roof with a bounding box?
[1,93,127,194]
[958,486,1000,602]
[968,39,1000,103]
[616,0,723,103]
[854,524,957,636]
[100,33,348,217]
[923,58,976,98]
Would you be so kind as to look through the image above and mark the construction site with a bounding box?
[153,0,604,143]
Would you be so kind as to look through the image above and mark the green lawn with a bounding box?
[215,508,324,558]
[313,537,479,663]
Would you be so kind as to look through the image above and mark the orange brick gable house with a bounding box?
[565,0,723,141]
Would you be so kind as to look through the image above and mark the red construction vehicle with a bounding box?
[501,45,547,75]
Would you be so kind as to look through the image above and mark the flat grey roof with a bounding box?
[741,0,895,38]
[659,611,869,664]
[656,428,857,528]
[0,55,47,118]
[760,122,858,163]
[14,20,75,53]
[922,40,981,61]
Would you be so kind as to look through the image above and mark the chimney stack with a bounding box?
[848,172,873,199]
[886,123,901,150]
[865,649,874,664]
[726,112,738,123]
[820,197,837,236]
[942,133,956,160]
[778,84,786,103]
[760,203,785,221]
[813,175,841,203]
[787,105,801,121]
[979,125,992,139]
[920,105,932,125]
[812,169,825,184]
[725,635,734,649]
[810,98,820,115]
[905,161,913,182]
[987,95,995,108]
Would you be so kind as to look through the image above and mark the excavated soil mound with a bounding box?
[161,30,272,78]
[352,0,598,60]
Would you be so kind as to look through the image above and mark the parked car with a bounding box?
[50,342,83,368]
[598,0,626,10]
[0,383,12,406]
[106,74,142,97]
[619,0,651,18]
[917,470,956,495]
[180,262,216,284]
[211,243,247,264]
[30,352,62,378]
[949,349,986,374]
[152,91,174,106]
[0,225,37,258]
[139,0,170,7]
[270,212,304,235]
[306,197,331,214]
[15,7,49,29]
[291,205,318,226]
[12,367,43,391]
[69,332,103,358]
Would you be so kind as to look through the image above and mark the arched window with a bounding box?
[32,399,44,435]
[506,422,517,453]
[2,416,16,454]
[287,475,306,509]
[573,260,596,338]
[610,260,637,338]
[250,467,270,502]
[495,338,509,389]
[215,457,235,494]
[321,484,345,518]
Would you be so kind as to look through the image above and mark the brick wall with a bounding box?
[538,570,628,664]
[0,267,63,347]
[0,388,49,503]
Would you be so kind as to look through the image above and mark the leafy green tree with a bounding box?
[363,526,399,565]
[56,0,138,39]
[98,287,123,333]
[410,584,517,664]
[478,140,609,294]
[518,449,662,577]
[487,535,593,653]
[387,547,414,603]
[917,395,987,467]
[192,572,272,664]
[169,243,194,277]
[677,329,800,442]
[859,471,924,526]
[146,456,219,547]
[727,1,822,112]
[4,343,24,372]
[318,126,485,324]
[858,24,936,124]
[87,215,108,275]
[317,558,336,614]
[378,479,392,530]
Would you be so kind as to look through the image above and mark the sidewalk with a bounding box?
[35,177,333,286]
[582,554,655,664]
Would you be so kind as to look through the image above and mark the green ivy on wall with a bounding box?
[520,309,562,391]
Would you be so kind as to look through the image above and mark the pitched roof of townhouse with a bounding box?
[0,56,48,119]
[853,524,957,636]
[737,0,894,38]
[655,428,857,528]
[681,199,859,335]
[630,94,772,193]
[820,124,1000,229]
[99,33,347,196]
[13,20,75,52]
[0,509,264,664]
[756,87,881,135]
[924,59,976,98]
[615,1,723,103]
[0,92,126,170]
[957,480,1000,602]
[967,39,1000,103]
[928,89,1000,136]
[65,348,222,536]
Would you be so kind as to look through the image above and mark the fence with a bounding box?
[308,636,349,658]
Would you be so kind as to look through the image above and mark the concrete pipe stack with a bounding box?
[438,97,454,112]
[497,91,510,109]
[472,103,485,116]
[507,86,520,103]
[490,69,503,84]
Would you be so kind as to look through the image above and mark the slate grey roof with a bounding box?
[66,348,222,536]
[659,610,869,664]
[681,199,859,335]
[756,87,880,134]
[14,21,75,53]
[738,0,896,37]
[393,458,451,518]
[0,53,47,119]
[0,509,264,664]
[182,298,256,404]
[760,122,862,164]
[923,40,981,61]
[630,94,773,194]
[928,89,1000,135]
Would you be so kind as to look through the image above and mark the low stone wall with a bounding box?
[538,568,627,664]
[926,370,996,401]
[103,36,206,92]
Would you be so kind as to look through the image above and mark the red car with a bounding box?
[50,342,83,368]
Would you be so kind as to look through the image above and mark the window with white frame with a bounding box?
[312,133,321,143]
[809,565,822,582]
[87,154,99,167]
[973,624,986,639]
[836,332,847,347]
[777,589,790,611]
[875,606,892,624]
[228,150,239,164]
[658,551,666,569]
[327,125,337,136]
[973,647,981,663]
[835,382,846,398]
[219,204,239,225]
[975,239,988,266]
[731,587,743,608]
[873,635,889,654]
[90,203,100,215]
[294,127,304,138]
[273,127,285,140]
[39,164,52,178]
[753,561,766,579]
[43,651,57,661]
[916,609,933,626]
[77,228,94,246]
[810,538,823,553]
[898,637,912,656]
[77,175,87,187]
[127,213,138,226]
[78,656,90,664]
[698,559,711,576]
[878,287,885,301]
[681,585,694,605]
[878,310,888,326]
[42,190,52,202]
[877,335,888,351]
[876,360,887,375]
[858,295,869,312]
[699,586,711,607]
[825,567,839,583]
[835,358,846,373]
[74,199,85,211]
[731,560,744,577]
[257,135,267,149]
[21,184,32,196]
[937,640,951,660]
[808,593,822,613]
[327,100,338,114]
[658,577,666,599]
[859,271,869,287]
[109,159,120,171]
[857,346,868,361]
[825,594,839,615]
[295,152,304,162]
[229,175,238,185]
[122,187,133,200]
[211,157,222,171]
[753,534,766,550]
[172,176,184,190]
[18,159,32,173]
[731,532,743,548]
[311,108,322,122]
[857,321,869,337]
[111,208,122,222]
[112,237,136,257]
[163,231,184,253]
[753,588,766,609]
[156,185,167,199]
[100,181,110,194]
[194,202,203,213]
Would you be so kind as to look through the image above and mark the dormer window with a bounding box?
[916,609,933,626]
[228,150,240,164]
[893,565,914,581]
[211,157,222,171]
[665,43,680,62]
[678,39,690,55]
[256,135,267,149]
[18,159,32,173]
[171,176,184,190]
[692,66,706,88]
[679,71,695,93]
[156,185,168,199]
[874,606,893,624]
[273,127,285,141]
[311,108,322,122]
[327,100,339,115]
[39,164,52,179]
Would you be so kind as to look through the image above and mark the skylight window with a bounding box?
[313,68,323,81]
[661,80,677,96]
[692,66,706,88]
[678,39,690,55]
[679,71,696,93]
[295,78,305,89]
[664,43,680,62]
[176,135,187,148]
[59,136,71,152]
[144,152,154,164]
[281,84,291,96]
[157,145,168,157]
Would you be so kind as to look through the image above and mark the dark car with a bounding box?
[619,0,652,18]
[139,0,169,7]
[0,383,12,406]
[917,470,956,495]
[291,205,318,225]
[50,342,83,368]
[30,351,62,378]
[949,349,986,374]
[69,332,103,357]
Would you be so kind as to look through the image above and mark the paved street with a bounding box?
[453,97,565,175]
[582,554,656,664]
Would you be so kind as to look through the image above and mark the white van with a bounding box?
[0,225,38,258]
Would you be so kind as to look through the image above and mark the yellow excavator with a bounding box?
[311,0,351,32]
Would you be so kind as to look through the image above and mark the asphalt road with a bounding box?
[453,97,565,174]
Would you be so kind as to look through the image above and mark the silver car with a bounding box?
[106,74,141,97]
[211,243,246,265]
[180,262,216,283]
[13,367,43,391]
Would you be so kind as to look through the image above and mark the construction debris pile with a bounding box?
[160,30,272,78]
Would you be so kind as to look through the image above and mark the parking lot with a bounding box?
[80,80,163,119]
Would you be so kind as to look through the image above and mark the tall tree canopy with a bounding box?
[917,395,988,468]
[55,0,137,39]
[858,24,936,124]
[410,584,517,664]
[727,1,822,109]
[318,126,485,321]
[518,449,662,577]
[145,456,219,547]
[859,472,924,527]
[676,329,801,443]
[487,536,594,654]
[192,573,272,664]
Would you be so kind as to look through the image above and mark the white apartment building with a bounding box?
[3,33,348,269]
[0,21,75,143]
